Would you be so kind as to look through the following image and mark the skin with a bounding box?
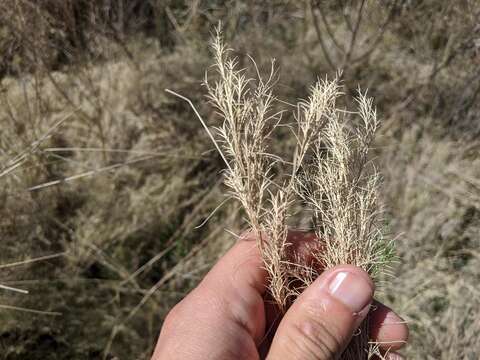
[152,231,408,360]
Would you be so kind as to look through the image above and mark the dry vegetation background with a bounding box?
[0,0,479,359]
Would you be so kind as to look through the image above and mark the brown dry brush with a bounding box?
[170,26,394,359]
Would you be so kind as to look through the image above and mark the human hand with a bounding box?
[152,231,408,360]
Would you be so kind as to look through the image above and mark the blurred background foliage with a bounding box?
[0,0,479,358]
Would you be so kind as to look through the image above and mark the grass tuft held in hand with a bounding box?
[168,25,393,359]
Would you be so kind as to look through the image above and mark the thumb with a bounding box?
[267,265,374,360]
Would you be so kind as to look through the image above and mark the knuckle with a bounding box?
[162,301,186,331]
[286,315,343,360]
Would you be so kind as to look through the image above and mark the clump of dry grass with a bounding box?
[295,86,392,360]
[204,29,278,249]
[193,27,392,358]
[298,89,393,280]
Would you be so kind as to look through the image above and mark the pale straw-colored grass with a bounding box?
[192,26,392,359]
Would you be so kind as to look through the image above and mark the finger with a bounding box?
[384,352,405,360]
[267,265,374,360]
[152,233,267,360]
[198,232,268,343]
[369,301,409,351]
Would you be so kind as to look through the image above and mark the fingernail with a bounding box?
[327,271,373,312]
